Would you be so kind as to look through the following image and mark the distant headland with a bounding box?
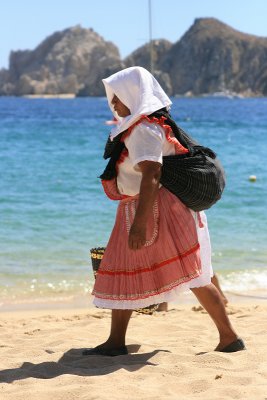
[0,18,267,97]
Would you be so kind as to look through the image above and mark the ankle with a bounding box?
[106,337,125,348]
[219,333,238,346]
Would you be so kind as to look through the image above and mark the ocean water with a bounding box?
[0,96,266,306]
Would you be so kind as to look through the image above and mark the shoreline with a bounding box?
[22,93,76,99]
[1,289,266,313]
[0,93,265,99]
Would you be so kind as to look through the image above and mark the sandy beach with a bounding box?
[0,294,267,400]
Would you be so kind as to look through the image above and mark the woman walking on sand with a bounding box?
[83,66,245,356]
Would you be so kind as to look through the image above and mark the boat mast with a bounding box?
[148,0,154,74]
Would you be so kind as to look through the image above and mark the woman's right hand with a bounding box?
[128,222,146,250]
[128,160,161,250]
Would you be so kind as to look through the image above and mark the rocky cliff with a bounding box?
[124,39,173,94]
[160,18,267,96]
[1,18,267,97]
[0,25,123,96]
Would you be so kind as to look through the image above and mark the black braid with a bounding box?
[99,138,125,180]
[99,107,216,181]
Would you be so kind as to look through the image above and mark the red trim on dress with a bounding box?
[101,115,189,200]
[93,271,201,301]
[121,115,189,155]
[101,179,129,201]
[97,242,200,276]
[116,148,128,173]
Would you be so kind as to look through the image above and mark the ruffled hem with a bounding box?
[92,188,213,310]
[101,178,129,201]
[93,268,212,310]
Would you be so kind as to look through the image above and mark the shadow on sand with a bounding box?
[0,345,171,383]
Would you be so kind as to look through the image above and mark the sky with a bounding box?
[1,0,267,69]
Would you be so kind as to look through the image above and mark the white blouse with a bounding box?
[117,120,175,196]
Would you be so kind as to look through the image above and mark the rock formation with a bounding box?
[0,25,123,96]
[124,39,173,94]
[0,18,267,97]
[160,18,267,96]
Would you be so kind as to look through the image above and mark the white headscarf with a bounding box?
[102,66,172,140]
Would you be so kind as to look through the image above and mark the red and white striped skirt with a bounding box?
[92,187,213,309]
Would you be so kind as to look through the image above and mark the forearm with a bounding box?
[128,161,161,250]
[134,171,161,226]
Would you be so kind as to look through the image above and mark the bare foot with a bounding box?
[222,296,229,306]
[156,302,168,312]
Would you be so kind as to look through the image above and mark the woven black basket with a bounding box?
[90,247,159,315]
[90,247,105,278]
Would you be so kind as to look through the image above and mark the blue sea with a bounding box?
[0,96,267,307]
